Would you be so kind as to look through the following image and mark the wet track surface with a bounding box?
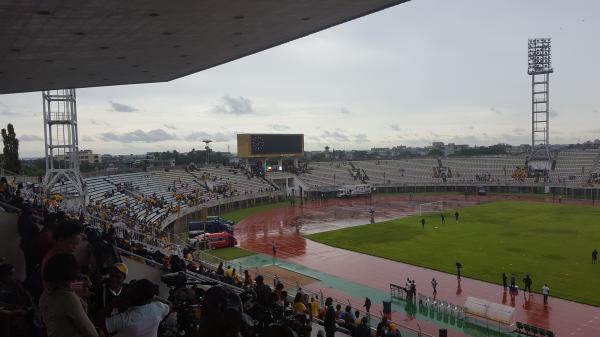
[234,194,600,337]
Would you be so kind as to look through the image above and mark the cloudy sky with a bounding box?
[1,0,599,157]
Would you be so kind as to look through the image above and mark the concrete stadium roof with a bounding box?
[0,0,409,94]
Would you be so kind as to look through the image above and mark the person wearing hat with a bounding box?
[92,263,129,318]
[386,323,401,337]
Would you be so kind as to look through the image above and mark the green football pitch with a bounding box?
[307,200,600,306]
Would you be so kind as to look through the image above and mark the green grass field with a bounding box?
[208,247,256,260]
[308,201,600,306]
[220,201,288,223]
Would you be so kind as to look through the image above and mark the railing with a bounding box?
[160,190,285,229]
[88,215,184,256]
[191,251,434,337]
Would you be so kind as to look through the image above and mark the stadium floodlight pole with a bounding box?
[527,38,553,170]
[42,89,86,208]
[202,139,212,164]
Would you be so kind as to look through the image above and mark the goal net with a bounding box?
[417,201,444,216]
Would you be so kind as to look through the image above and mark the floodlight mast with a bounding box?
[203,139,212,163]
[527,38,553,172]
[42,89,86,208]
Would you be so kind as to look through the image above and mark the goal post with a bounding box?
[417,201,445,216]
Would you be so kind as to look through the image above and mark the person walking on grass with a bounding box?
[592,249,598,264]
[431,277,438,297]
[542,284,550,304]
[421,218,426,230]
[440,213,445,224]
[502,272,508,290]
[454,211,460,222]
[523,274,532,293]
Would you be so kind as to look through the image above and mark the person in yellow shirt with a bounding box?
[225,265,233,278]
[292,293,307,314]
[310,296,320,318]
[232,269,242,286]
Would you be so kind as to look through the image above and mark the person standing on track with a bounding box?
[363,297,371,314]
[431,277,438,297]
[502,272,508,290]
[542,284,550,304]
[523,274,532,294]
[509,274,517,292]
[455,262,462,280]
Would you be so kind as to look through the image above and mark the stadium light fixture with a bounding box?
[527,38,553,170]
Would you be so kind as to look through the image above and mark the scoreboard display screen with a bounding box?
[237,134,304,157]
[251,134,303,155]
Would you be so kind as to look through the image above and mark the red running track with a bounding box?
[235,194,600,337]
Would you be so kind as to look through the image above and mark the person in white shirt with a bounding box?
[542,284,550,304]
[104,279,171,337]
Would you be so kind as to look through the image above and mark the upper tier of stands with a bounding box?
[297,149,600,189]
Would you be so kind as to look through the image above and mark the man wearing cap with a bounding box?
[92,263,129,318]
[386,323,401,337]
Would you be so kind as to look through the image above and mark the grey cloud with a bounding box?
[19,134,43,141]
[90,119,110,126]
[212,95,254,115]
[339,106,350,114]
[353,133,370,143]
[109,101,138,113]
[184,131,234,142]
[549,109,559,117]
[164,124,178,130]
[82,136,95,142]
[0,109,17,116]
[490,106,502,115]
[512,128,527,135]
[307,135,321,142]
[269,123,290,131]
[320,130,349,142]
[390,124,400,131]
[100,129,177,143]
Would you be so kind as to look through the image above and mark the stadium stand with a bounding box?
[0,183,426,337]
[298,150,600,191]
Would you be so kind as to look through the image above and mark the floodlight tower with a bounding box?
[527,38,554,171]
[42,89,86,206]
[203,139,212,163]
